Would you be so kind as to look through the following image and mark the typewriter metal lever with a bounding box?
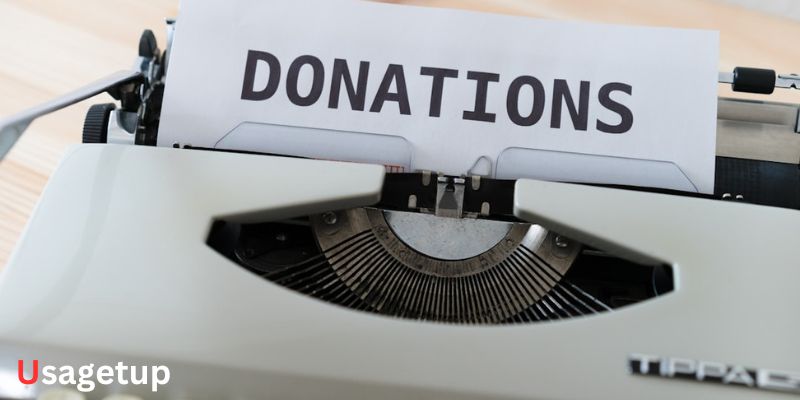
[718,66,800,94]
[435,176,466,218]
[776,74,800,89]
[0,70,143,160]
[0,29,166,161]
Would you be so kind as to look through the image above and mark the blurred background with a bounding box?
[1,0,799,270]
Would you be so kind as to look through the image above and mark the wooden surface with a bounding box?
[1,0,799,270]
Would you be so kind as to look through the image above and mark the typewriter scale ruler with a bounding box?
[309,208,592,324]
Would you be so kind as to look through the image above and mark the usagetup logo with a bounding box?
[17,360,170,393]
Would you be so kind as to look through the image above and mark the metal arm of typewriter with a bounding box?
[0,70,142,159]
[718,67,800,93]
[0,27,169,160]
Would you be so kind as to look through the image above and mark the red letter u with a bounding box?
[18,359,38,384]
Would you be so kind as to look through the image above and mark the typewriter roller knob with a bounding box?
[731,67,776,94]
[82,103,116,144]
[138,29,159,58]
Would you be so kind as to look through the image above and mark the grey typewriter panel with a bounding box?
[717,97,800,164]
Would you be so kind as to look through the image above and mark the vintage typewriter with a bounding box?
[0,20,798,400]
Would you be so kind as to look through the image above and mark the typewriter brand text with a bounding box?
[628,354,800,395]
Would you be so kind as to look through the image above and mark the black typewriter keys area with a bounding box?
[207,203,673,325]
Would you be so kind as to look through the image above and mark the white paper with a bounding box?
[159,0,719,193]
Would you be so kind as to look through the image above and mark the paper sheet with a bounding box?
[158,0,719,193]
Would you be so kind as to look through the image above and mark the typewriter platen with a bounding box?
[0,21,799,400]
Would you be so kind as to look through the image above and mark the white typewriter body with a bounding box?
[0,144,798,399]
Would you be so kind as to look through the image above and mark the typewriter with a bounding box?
[0,15,798,400]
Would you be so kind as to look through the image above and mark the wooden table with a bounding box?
[1,0,799,269]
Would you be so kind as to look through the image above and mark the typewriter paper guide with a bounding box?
[158,0,719,193]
